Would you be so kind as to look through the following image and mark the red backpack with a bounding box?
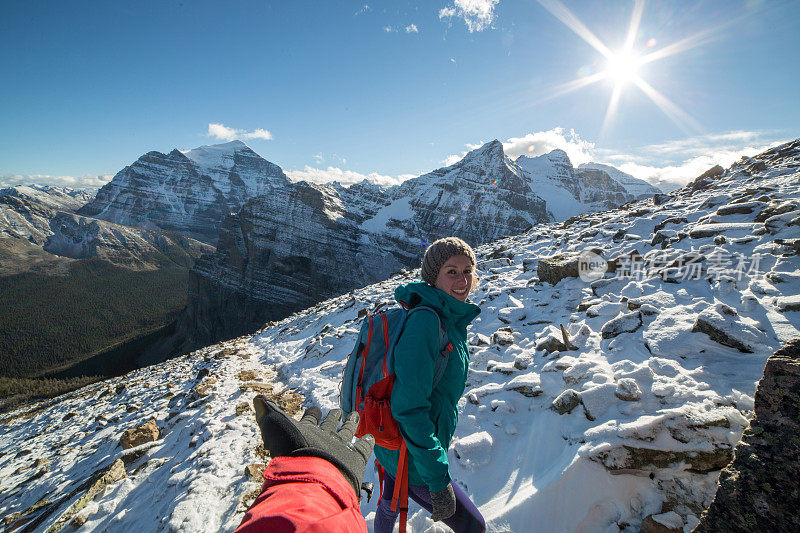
[340,303,452,532]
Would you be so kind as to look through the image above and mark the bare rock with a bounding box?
[244,463,266,482]
[192,377,218,397]
[236,370,260,381]
[601,311,643,339]
[505,374,543,398]
[694,340,800,532]
[642,512,683,533]
[691,304,764,353]
[550,389,581,414]
[653,193,670,206]
[120,419,160,450]
[537,254,579,285]
[239,381,274,395]
[592,444,732,474]
[235,402,252,416]
[492,328,515,346]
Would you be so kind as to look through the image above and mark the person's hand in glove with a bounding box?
[253,395,375,499]
[430,484,456,522]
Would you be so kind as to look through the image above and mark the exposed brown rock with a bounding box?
[236,370,259,382]
[537,254,579,285]
[694,339,800,532]
[119,419,160,450]
[244,463,266,482]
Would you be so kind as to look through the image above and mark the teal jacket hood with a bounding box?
[394,281,480,334]
[374,281,480,491]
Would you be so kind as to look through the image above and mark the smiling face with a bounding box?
[434,254,474,302]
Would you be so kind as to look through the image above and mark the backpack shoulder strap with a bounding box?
[406,305,452,389]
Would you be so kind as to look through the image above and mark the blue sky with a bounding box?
[1,0,798,191]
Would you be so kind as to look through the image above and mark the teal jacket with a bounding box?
[374,282,481,492]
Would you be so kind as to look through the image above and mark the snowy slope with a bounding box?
[1,139,798,532]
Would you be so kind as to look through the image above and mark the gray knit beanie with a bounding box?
[421,237,476,286]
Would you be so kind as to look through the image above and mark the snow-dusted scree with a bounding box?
[1,140,798,532]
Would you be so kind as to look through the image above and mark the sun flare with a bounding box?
[605,50,642,85]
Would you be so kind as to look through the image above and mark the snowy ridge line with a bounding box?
[1,139,799,532]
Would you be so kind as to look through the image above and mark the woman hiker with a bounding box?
[373,236,486,533]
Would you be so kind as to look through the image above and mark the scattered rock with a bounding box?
[689,223,755,239]
[691,304,764,353]
[694,340,800,532]
[755,200,799,222]
[120,419,160,450]
[71,514,88,528]
[244,463,266,482]
[453,431,493,471]
[192,377,218,397]
[776,294,800,312]
[196,368,211,380]
[601,311,643,339]
[537,254,579,285]
[235,402,252,416]
[236,370,260,382]
[592,444,732,474]
[653,193,670,206]
[492,328,515,346]
[550,389,581,415]
[470,333,491,346]
[716,202,764,216]
[615,378,642,401]
[505,374,543,398]
[642,512,683,533]
[239,381,274,395]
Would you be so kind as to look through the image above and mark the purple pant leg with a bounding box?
[374,472,485,533]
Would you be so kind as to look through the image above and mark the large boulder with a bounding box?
[537,254,579,285]
[119,419,160,450]
[694,340,800,532]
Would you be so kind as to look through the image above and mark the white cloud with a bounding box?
[383,25,394,32]
[503,127,594,166]
[207,123,273,141]
[438,128,789,192]
[594,131,788,190]
[355,4,371,16]
[405,24,419,33]
[439,0,499,32]
[286,166,412,188]
[0,173,112,190]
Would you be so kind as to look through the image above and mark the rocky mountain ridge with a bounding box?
[179,139,657,349]
[78,140,291,245]
[1,138,797,532]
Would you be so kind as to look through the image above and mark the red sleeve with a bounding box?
[234,456,367,533]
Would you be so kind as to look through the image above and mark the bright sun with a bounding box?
[605,50,642,85]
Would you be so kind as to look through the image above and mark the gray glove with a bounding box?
[430,484,456,522]
[253,395,375,498]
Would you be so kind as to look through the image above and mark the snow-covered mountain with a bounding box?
[579,162,662,200]
[78,141,291,245]
[0,183,210,271]
[0,185,93,244]
[514,150,659,221]
[2,138,797,532]
[179,140,553,349]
